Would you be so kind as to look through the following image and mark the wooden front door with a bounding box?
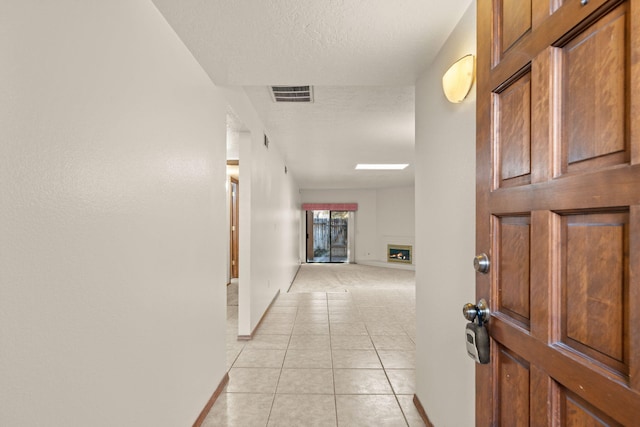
[477,0,640,424]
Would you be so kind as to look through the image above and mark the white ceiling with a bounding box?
[152,0,473,189]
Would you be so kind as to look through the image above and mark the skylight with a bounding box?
[355,164,409,170]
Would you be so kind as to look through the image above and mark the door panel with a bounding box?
[477,0,640,424]
[500,0,533,56]
[563,210,628,373]
[488,0,616,91]
[562,390,622,426]
[496,216,531,327]
[497,347,530,425]
[495,72,532,188]
[562,5,627,172]
[329,211,348,262]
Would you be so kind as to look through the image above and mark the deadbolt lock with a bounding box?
[473,253,490,274]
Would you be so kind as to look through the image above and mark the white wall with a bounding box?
[221,88,301,336]
[377,186,416,263]
[1,2,228,426]
[225,125,240,284]
[414,1,476,426]
[301,187,414,267]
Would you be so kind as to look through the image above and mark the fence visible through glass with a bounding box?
[308,210,348,263]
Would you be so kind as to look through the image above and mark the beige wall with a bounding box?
[1,1,228,425]
[414,1,477,425]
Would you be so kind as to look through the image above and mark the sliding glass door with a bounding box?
[306,210,348,263]
[329,211,348,262]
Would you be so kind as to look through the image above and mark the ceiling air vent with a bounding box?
[270,86,314,103]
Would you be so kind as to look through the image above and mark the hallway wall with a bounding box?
[414,1,476,425]
[301,187,414,267]
[221,88,301,336]
[376,186,416,267]
[1,2,228,426]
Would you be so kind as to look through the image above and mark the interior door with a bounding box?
[230,178,239,279]
[476,0,640,425]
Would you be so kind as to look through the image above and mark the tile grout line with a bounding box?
[367,320,411,427]
[264,296,296,427]
[217,268,418,426]
[327,292,340,427]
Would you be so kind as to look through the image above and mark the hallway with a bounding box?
[3,2,481,425]
[206,264,424,426]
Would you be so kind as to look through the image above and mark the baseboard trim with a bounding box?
[357,260,416,271]
[413,394,434,427]
[237,289,281,340]
[193,373,229,427]
[286,264,302,292]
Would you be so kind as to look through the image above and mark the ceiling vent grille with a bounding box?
[270,86,314,103]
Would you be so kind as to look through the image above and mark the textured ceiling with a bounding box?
[152,0,473,189]
[244,85,415,189]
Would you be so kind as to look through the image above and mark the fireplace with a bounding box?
[387,244,412,264]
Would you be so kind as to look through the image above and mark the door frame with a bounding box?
[305,210,349,263]
[229,177,239,279]
[305,210,314,263]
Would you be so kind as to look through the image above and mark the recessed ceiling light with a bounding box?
[355,164,409,170]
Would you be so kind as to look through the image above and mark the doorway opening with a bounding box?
[226,106,244,287]
[306,210,349,263]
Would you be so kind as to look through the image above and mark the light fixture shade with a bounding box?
[442,54,475,103]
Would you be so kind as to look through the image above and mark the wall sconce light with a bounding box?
[442,54,475,103]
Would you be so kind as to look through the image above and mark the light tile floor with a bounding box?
[206,266,424,426]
